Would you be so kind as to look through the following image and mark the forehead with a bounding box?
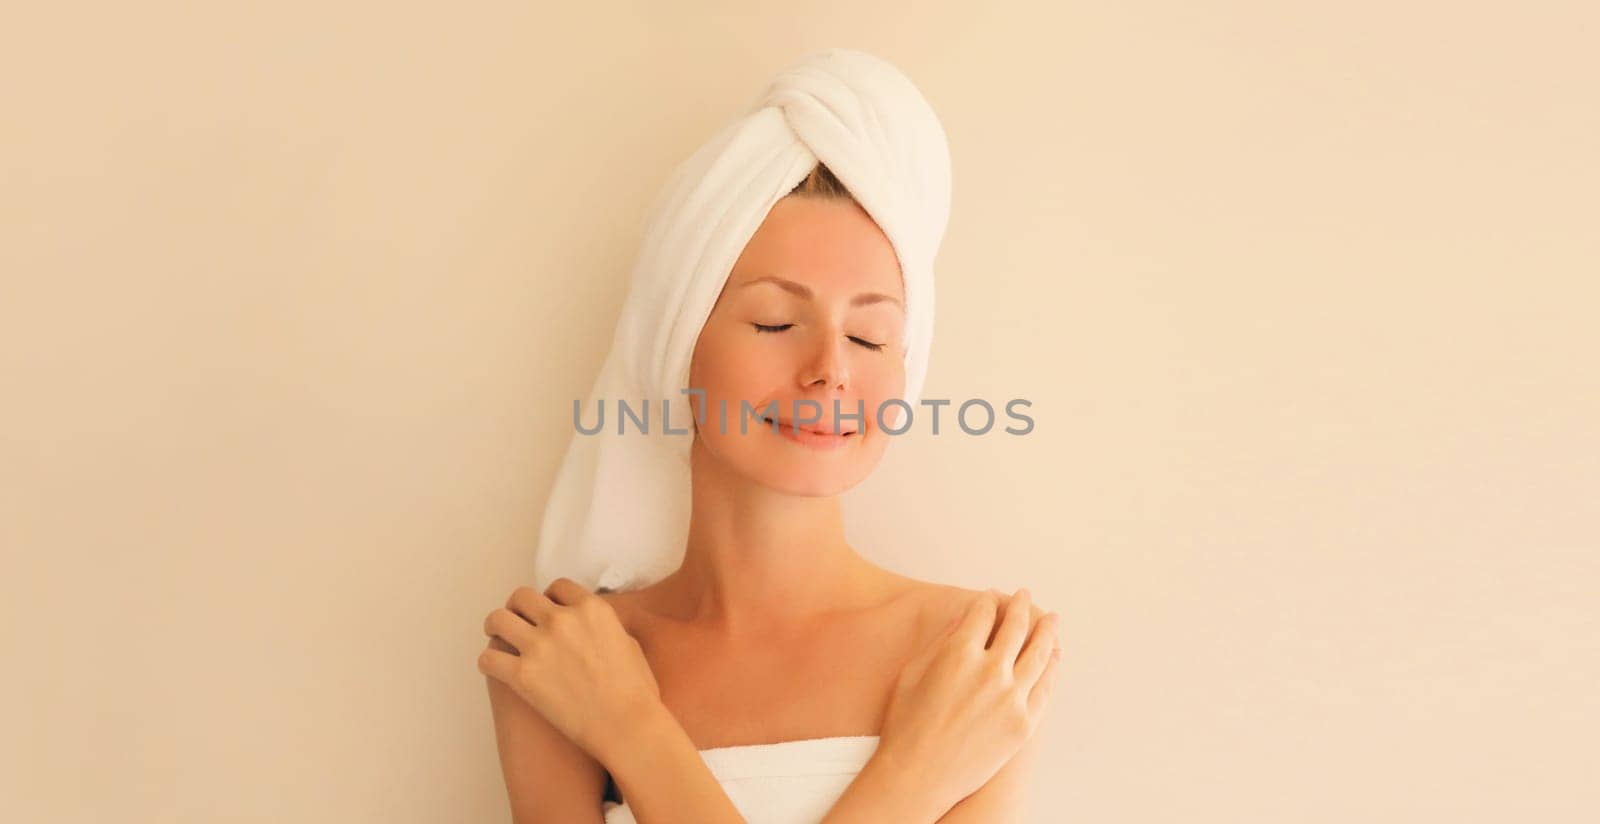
[726,196,904,300]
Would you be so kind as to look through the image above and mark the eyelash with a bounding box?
[752,323,885,352]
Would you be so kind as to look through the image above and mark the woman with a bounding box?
[478,49,1063,823]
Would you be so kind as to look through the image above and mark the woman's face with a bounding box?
[688,195,907,497]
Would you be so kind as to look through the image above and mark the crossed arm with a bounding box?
[484,641,1043,823]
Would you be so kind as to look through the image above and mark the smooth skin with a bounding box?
[481,584,1060,823]
[480,195,1064,822]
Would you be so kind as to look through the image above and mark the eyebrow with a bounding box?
[736,275,903,309]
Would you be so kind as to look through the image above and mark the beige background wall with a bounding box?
[3,2,1595,821]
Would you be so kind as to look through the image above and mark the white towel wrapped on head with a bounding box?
[533,48,953,593]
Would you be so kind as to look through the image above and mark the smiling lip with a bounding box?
[764,419,864,438]
[760,416,858,449]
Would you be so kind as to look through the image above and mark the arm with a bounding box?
[937,600,1051,823]
[822,688,1048,824]
[597,704,746,824]
[483,635,607,824]
[481,585,745,823]
[819,745,952,823]
[485,645,742,824]
[827,596,1057,824]
[819,730,1042,824]
[936,731,1043,823]
[489,672,956,824]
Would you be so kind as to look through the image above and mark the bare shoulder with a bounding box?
[594,587,649,634]
[888,578,1052,642]
[594,587,634,612]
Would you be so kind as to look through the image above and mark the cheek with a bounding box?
[690,325,773,405]
[852,355,906,431]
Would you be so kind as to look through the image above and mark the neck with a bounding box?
[654,436,889,638]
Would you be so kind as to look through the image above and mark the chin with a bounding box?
[757,471,856,498]
[739,450,879,498]
[697,427,889,496]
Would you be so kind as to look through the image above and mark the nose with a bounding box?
[801,332,849,392]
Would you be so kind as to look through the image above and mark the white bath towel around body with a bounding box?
[601,735,882,824]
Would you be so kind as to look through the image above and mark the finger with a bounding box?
[903,607,958,682]
[982,589,1007,645]
[984,593,1003,648]
[507,585,559,626]
[1026,646,1063,717]
[989,588,1032,660]
[952,591,1001,649]
[483,607,538,653]
[477,644,521,685]
[1014,611,1059,687]
[897,648,933,689]
[903,621,947,677]
[942,593,983,637]
[544,577,592,607]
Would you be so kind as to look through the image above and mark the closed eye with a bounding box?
[751,323,885,352]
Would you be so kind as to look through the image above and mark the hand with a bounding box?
[875,589,1062,817]
[477,578,663,767]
